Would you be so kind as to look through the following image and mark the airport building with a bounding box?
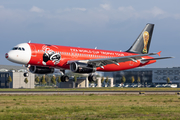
[57,77,88,88]
[57,76,114,88]
[2,65,180,88]
[0,65,34,88]
[104,67,180,86]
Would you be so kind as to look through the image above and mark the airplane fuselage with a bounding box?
[6,43,156,72]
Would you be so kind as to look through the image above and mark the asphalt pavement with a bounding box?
[0,91,179,95]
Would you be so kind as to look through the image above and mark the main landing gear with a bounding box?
[61,75,69,82]
[60,70,69,82]
[88,74,96,82]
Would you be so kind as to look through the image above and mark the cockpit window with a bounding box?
[12,47,18,50]
[12,47,25,51]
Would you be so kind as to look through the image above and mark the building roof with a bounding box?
[0,65,25,71]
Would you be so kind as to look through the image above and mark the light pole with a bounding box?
[141,72,144,87]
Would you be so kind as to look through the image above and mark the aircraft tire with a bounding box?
[23,72,29,77]
[61,76,65,82]
[64,76,69,82]
[88,75,96,82]
[61,75,69,82]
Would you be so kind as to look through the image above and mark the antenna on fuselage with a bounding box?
[95,47,97,49]
[29,40,31,43]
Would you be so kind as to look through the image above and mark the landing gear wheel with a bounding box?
[61,76,65,82]
[23,72,29,77]
[88,75,96,82]
[64,76,69,82]
[61,75,69,82]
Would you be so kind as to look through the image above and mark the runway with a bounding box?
[0,91,180,95]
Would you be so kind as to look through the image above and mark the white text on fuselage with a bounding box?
[70,48,124,56]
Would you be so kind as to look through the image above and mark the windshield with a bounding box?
[12,47,18,50]
[12,47,25,51]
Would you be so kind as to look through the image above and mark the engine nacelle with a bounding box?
[70,62,96,73]
[29,66,54,74]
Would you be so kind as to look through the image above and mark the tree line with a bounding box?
[35,75,61,85]
[6,74,172,88]
[118,76,171,84]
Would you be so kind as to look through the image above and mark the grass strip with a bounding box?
[0,87,180,92]
[0,94,179,119]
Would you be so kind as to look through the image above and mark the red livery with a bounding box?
[5,24,172,82]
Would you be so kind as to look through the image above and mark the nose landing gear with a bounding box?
[23,64,30,77]
[23,72,29,77]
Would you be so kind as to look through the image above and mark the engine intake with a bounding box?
[29,66,54,74]
[70,62,96,73]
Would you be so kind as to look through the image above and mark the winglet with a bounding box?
[157,51,161,56]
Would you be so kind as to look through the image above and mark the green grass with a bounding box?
[0,94,180,119]
[0,87,180,91]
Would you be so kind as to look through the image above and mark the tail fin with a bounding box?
[127,23,154,54]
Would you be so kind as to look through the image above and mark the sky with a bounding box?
[0,0,180,68]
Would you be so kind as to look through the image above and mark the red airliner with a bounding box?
[5,24,172,82]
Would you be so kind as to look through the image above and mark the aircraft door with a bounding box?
[30,44,37,58]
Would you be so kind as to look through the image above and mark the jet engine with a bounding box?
[29,66,54,74]
[70,62,96,73]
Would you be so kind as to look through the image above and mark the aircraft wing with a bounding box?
[86,52,162,68]
[67,52,172,68]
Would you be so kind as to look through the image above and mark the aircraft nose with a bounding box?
[5,51,16,62]
[5,50,24,64]
[5,43,31,65]
[5,53,8,58]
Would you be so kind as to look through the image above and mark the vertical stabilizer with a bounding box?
[127,24,154,54]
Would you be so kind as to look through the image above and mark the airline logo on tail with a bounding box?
[143,31,149,54]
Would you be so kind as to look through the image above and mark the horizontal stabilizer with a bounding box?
[141,57,173,62]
